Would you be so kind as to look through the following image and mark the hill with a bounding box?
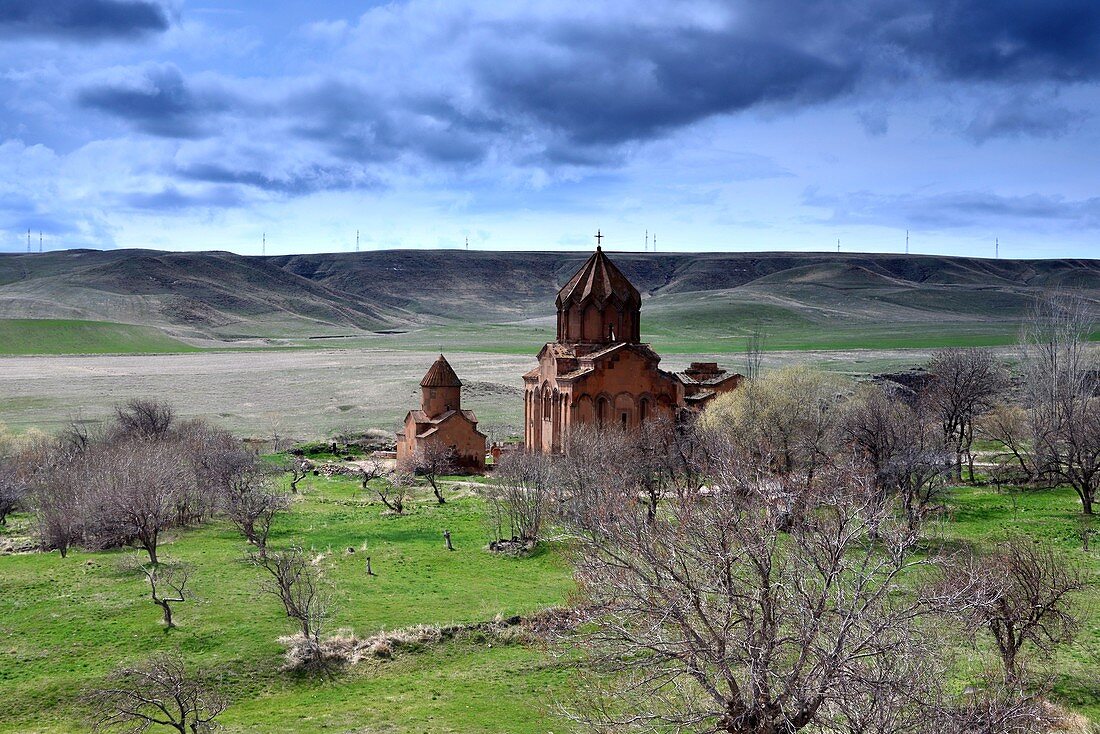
[1,248,1097,351]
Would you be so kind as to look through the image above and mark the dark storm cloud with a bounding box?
[285,81,494,165]
[177,162,379,195]
[901,0,1100,83]
[0,0,168,40]
[475,23,859,148]
[76,64,221,138]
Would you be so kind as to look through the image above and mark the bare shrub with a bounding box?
[488,449,553,547]
[254,547,332,671]
[842,383,952,531]
[88,652,225,733]
[940,537,1085,684]
[402,442,456,504]
[143,563,190,629]
[112,398,175,442]
[222,464,288,555]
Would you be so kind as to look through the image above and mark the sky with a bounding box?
[1,0,1098,258]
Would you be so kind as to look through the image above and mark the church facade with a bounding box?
[397,354,487,471]
[523,246,740,453]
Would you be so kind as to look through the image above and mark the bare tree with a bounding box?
[744,324,767,381]
[940,537,1084,684]
[924,348,1007,482]
[488,449,553,547]
[842,384,952,531]
[254,547,331,669]
[222,465,289,556]
[83,441,189,565]
[0,456,28,525]
[112,398,175,442]
[404,442,456,504]
[564,456,942,734]
[88,652,225,733]
[176,420,254,526]
[142,563,191,629]
[368,468,408,515]
[1016,293,1099,515]
[31,444,86,558]
[285,456,311,493]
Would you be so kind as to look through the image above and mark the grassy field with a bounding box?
[0,475,1096,732]
[0,474,574,733]
[0,319,198,356]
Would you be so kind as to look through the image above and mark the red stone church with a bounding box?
[396,354,487,471]
[523,245,740,453]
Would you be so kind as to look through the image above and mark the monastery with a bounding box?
[396,242,740,465]
[523,244,740,453]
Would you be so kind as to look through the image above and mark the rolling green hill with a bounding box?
[0,319,198,355]
[1,249,1097,353]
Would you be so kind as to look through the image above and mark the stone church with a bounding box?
[396,354,487,471]
[523,245,740,453]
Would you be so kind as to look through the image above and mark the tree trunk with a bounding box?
[159,601,174,628]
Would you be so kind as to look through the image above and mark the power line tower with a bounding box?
[262,232,266,256]
[906,229,909,255]
[995,238,999,258]
[356,230,360,253]
[26,228,31,253]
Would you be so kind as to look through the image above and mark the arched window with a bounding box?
[543,391,552,420]
[640,397,650,421]
[597,396,610,427]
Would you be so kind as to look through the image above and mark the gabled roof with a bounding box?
[420,354,462,388]
[556,247,641,309]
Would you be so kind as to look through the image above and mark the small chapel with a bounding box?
[523,242,740,453]
[396,354,487,471]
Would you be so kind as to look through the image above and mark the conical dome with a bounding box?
[420,354,462,388]
[555,247,641,344]
[556,246,641,310]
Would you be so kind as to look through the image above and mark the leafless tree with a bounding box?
[924,348,1007,482]
[176,420,254,526]
[368,467,408,514]
[285,456,311,493]
[112,398,175,442]
[83,441,189,565]
[488,449,553,546]
[744,324,767,381]
[841,384,952,531]
[404,442,456,504]
[1012,293,1100,515]
[940,537,1084,684]
[88,652,225,733]
[564,456,944,734]
[222,465,289,556]
[0,455,28,525]
[31,443,86,557]
[254,547,331,669]
[142,563,191,629]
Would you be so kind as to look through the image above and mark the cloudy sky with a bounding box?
[1,0,1098,257]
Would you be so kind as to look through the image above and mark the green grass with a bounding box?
[940,485,1100,719]
[1,474,1096,731]
[0,319,198,356]
[0,474,573,733]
